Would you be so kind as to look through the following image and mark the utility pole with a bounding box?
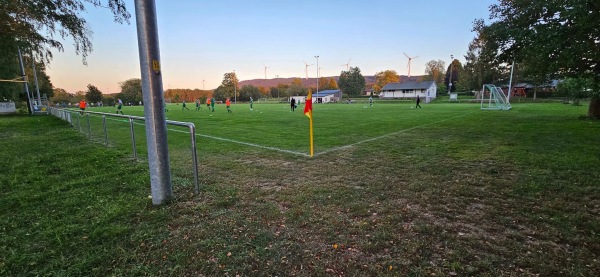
[134,0,172,205]
[448,54,454,94]
[233,70,237,104]
[315,55,319,95]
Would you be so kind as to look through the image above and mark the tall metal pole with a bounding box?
[233,70,236,104]
[315,55,319,96]
[31,52,42,105]
[448,54,453,95]
[507,60,515,103]
[134,0,172,205]
[17,48,33,114]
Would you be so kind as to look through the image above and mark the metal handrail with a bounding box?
[48,107,200,194]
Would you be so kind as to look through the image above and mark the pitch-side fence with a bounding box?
[48,107,200,194]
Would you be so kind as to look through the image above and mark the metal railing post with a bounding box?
[102,115,108,146]
[49,108,202,196]
[189,123,200,194]
[86,113,92,137]
[129,117,137,160]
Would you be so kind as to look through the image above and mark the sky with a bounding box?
[45,0,498,94]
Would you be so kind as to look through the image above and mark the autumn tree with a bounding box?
[216,72,239,100]
[338,67,366,96]
[286,78,307,96]
[327,78,339,90]
[373,70,400,93]
[479,0,600,117]
[423,60,446,87]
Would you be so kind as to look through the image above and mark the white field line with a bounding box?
[98,115,310,157]
[94,111,476,158]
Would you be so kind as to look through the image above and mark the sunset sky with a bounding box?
[45,0,498,93]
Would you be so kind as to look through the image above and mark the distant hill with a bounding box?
[238,75,423,89]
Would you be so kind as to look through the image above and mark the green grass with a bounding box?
[1,101,599,276]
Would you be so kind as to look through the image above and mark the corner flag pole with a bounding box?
[304,89,314,157]
[309,114,314,157]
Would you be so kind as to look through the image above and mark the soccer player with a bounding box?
[416,95,422,108]
[116,98,124,114]
[369,96,373,107]
[182,100,189,110]
[290,98,296,112]
[79,99,87,115]
[206,98,211,110]
[250,97,254,110]
[226,98,232,113]
[195,99,202,111]
[210,97,215,112]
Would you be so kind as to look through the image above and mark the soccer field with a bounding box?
[8,101,600,275]
[88,102,481,157]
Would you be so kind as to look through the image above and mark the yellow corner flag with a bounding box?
[304,89,314,157]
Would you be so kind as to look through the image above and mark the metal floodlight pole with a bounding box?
[134,0,172,205]
[507,60,515,103]
[449,55,454,95]
[233,70,236,104]
[31,52,42,105]
[17,48,33,114]
[315,55,319,96]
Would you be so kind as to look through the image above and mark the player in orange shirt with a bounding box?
[226,98,232,113]
[79,99,87,115]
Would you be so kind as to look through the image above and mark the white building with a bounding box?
[290,89,342,104]
[380,81,437,101]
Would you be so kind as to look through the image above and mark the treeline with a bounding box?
[164,88,213,102]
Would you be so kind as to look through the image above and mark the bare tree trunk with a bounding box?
[588,97,600,119]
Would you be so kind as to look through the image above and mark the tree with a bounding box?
[119,78,142,104]
[423,60,446,87]
[51,88,74,104]
[479,0,600,118]
[218,72,238,100]
[327,78,339,90]
[286,79,307,96]
[373,70,400,93]
[239,85,261,101]
[1,0,128,108]
[444,59,463,93]
[338,67,366,96]
[270,84,289,98]
[461,37,499,92]
[1,0,129,64]
[557,78,590,106]
[85,84,102,103]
